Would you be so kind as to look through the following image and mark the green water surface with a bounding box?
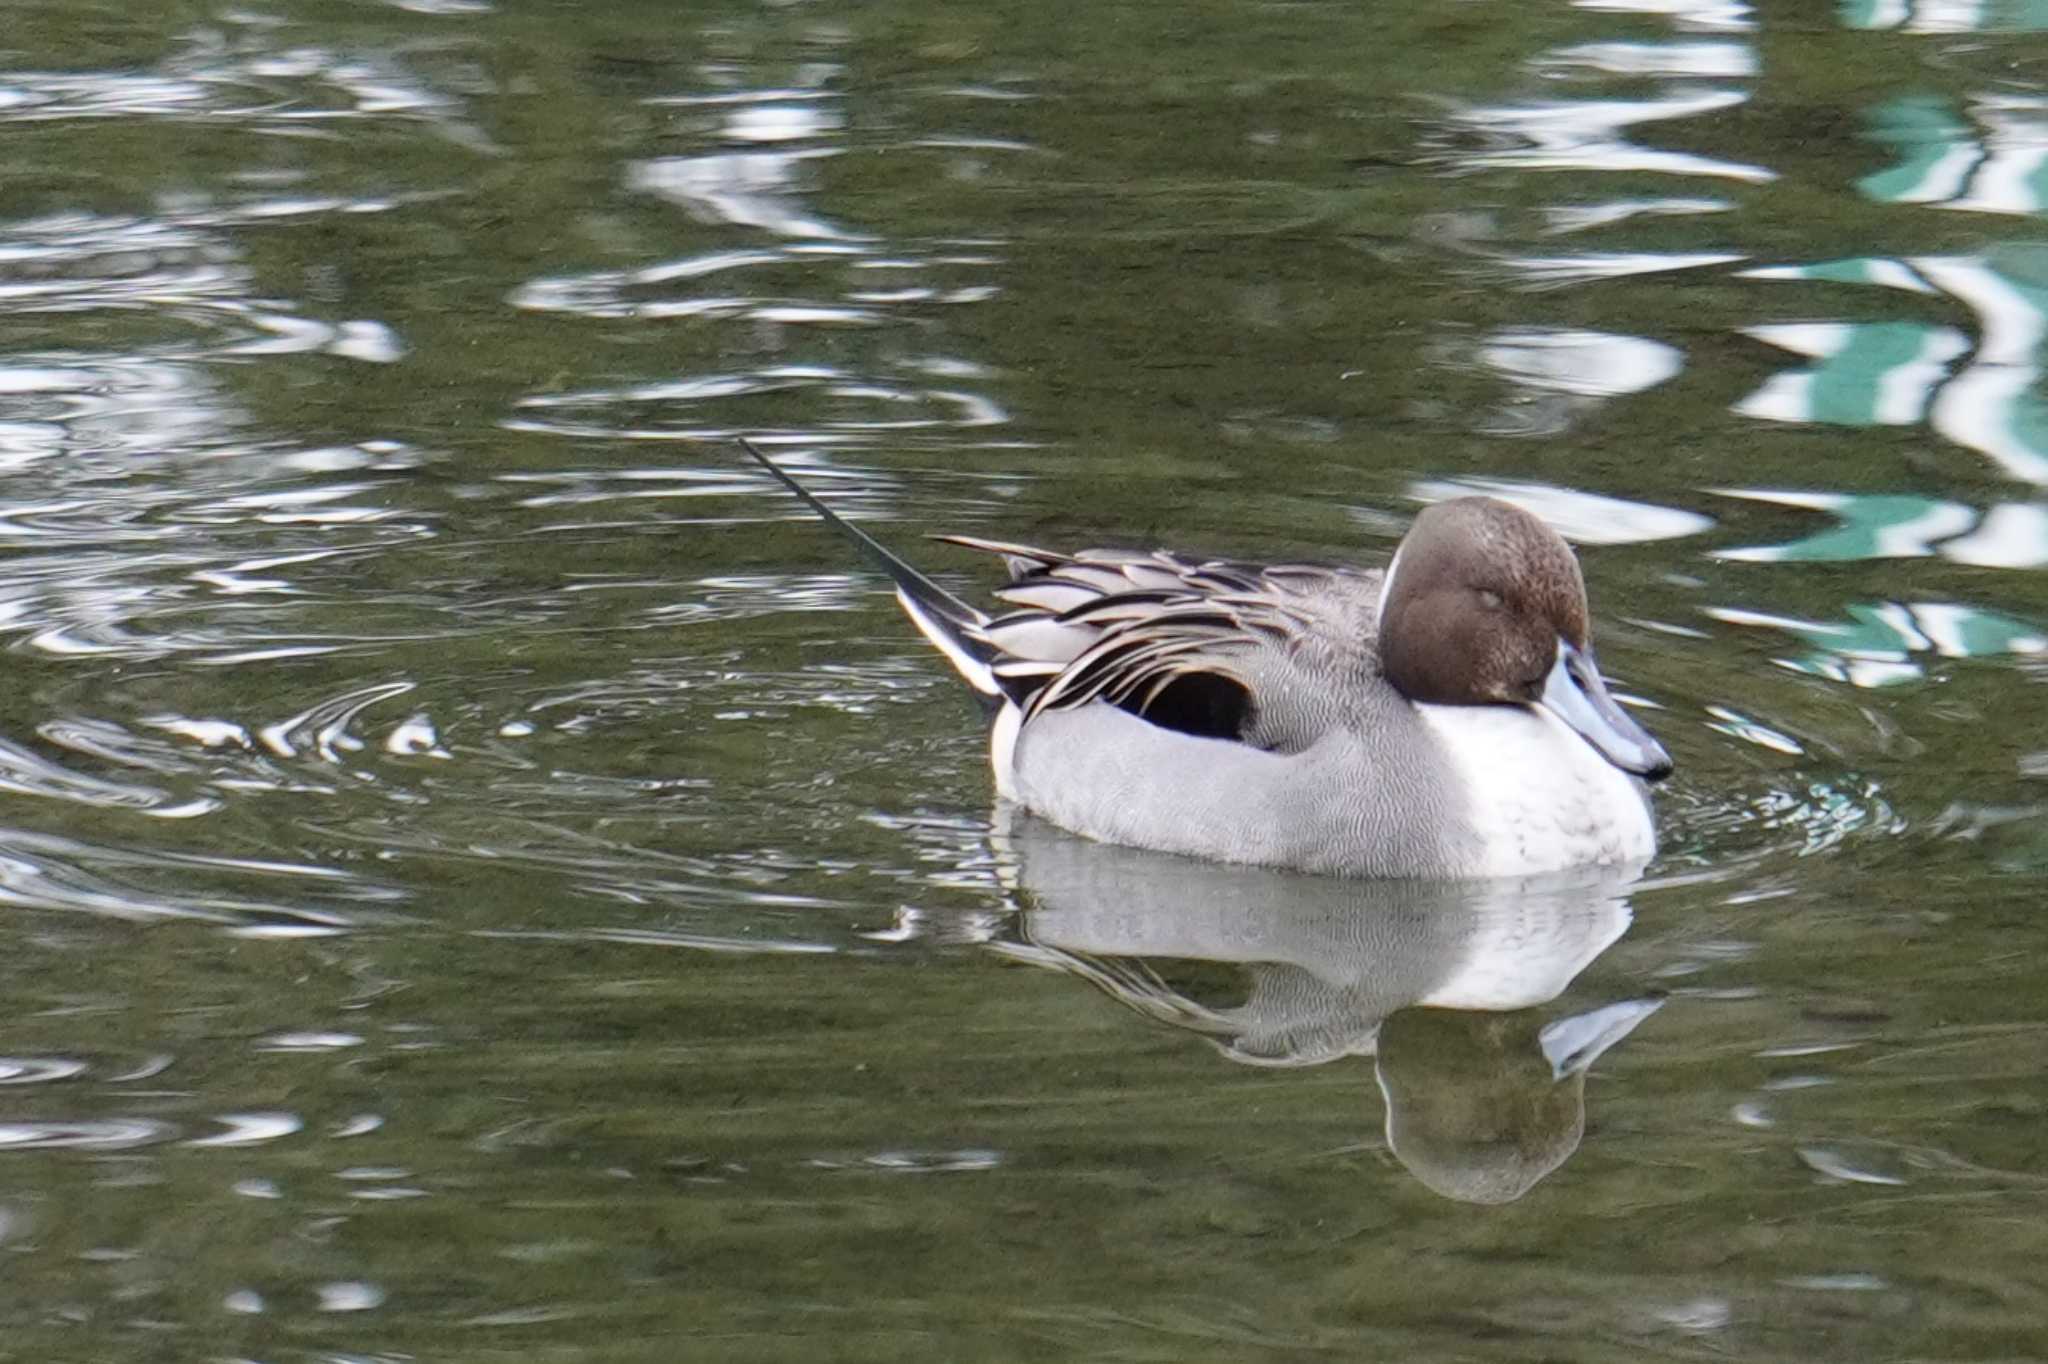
[0,0,2046,1359]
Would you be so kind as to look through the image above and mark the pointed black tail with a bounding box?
[737,438,1002,700]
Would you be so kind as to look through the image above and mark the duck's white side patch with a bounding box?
[1414,702,1656,877]
[989,701,1022,802]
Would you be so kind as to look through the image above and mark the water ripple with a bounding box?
[1574,0,1754,31]
[1442,89,1775,182]
[631,150,862,241]
[1491,250,1746,290]
[0,825,390,926]
[1542,195,1733,233]
[317,1281,388,1312]
[511,244,996,326]
[256,679,417,762]
[507,364,1008,443]
[0,23,489,148]
[1535,40,1759,78]
[0,211,405,364]
[0,1119,171,1151]
[0,1056,87,1084]
[0,207,434,667]
[185,1112,304,1148]
[509,72,1014,460]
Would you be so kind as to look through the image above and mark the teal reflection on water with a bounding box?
[1716,487,2048,565]
[1736,247,2048,483]
[1858,93,2048,216]
[1710,600,2048,684]
[1735,321,1965,426]
[1714,491,1974,561]
[1841,0,2048,31]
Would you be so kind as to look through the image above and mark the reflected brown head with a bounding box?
[1377,497,1590,706]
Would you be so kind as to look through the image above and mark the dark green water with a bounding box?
[2,0,2046,1358]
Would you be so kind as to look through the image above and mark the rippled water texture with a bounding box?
[1,0,2046,1358]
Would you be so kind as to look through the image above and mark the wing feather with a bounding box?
[994,580,1099,613]
[981,613,1101,663]
[929,538,1376,738]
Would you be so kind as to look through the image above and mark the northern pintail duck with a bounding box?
[741,439,1672,879]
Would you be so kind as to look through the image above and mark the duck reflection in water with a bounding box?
[987,812,1661,1204]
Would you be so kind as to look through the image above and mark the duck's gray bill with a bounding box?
[1538,644,1673,780]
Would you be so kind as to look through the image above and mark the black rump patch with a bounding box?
[1120,671,1251,742]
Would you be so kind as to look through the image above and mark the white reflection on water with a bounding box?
[1704,705,1804,756]
[0,824,386,925]
[475,927,836,955]
[255,679,418,762]
[0,1120,171,1150]
[1447,89,1775,182]
[511,240,1002,327]
[259,1032,365,1052]
[632,150,859,241]
[0,22,491,149]
[185,1112,304,1148]
[1573,0,1754,30]
[514,245,855,318]
[1797,1146,1907,1185]
[1481,327,1683,396]
[1942,500,2048,566]
[1495,250,1746,290]
[0,1057,88,1084]
[1740,256,1934,294]
[1542,196,1733,233]
[1407,477,1713,545]
[1535,40,1759,77]
[0,213,243,308]
[316,1280,387,1312]
[721,104,845,144]
[1475,326,1685,433]
[0,731,169,809]
[0,206,412,615]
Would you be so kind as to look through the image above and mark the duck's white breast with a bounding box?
[1413,702,1656,877]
